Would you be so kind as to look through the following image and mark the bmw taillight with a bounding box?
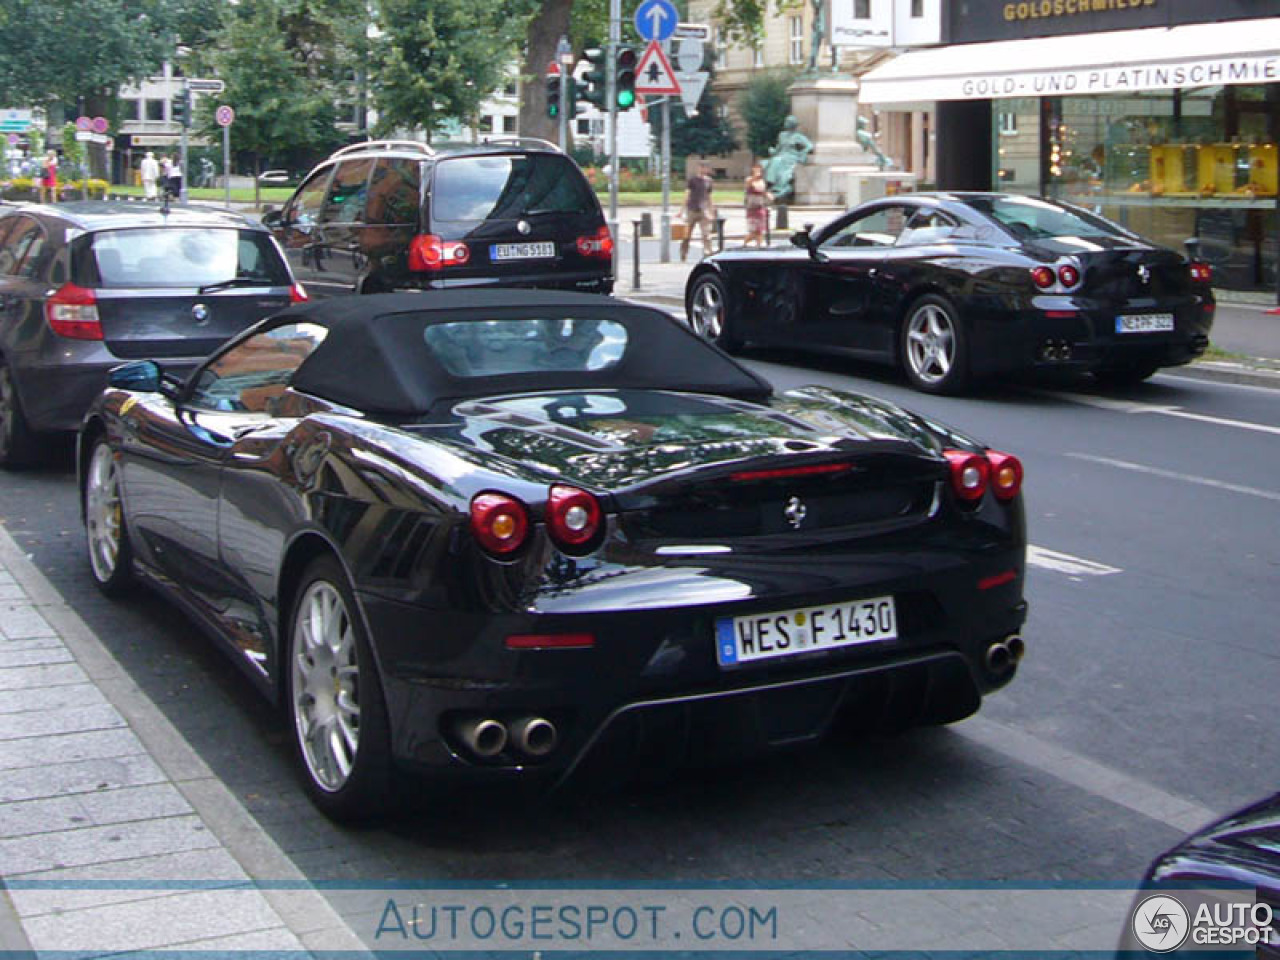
[1057,264,1081,289]
[1030,266,1055,290]
[289,283,309,303]
[944,450,990,503]
[576,225,613,259]
[409,234,470,272]
[986,450,1023,501]
[45,283,103,340]
[1189,261,1213,283]
[546,484,602,549]
[469,493,529,556]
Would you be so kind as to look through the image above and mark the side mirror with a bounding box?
[108,360,162,393]
[790,229,812,249]
[261,207,283,228]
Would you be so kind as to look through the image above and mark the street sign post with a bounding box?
[216,105,234,208]
[634,41,681,96]
[674,22,711,40]
[676,71,708,112]
[633,0,677,42]
[187,78,226,94]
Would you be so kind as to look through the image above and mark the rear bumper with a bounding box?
[968,296,1214,377]
[409,270,614,295]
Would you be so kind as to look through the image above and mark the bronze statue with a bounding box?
[807,0,826,74]
[764,115,813,202]
[857,115,892,170]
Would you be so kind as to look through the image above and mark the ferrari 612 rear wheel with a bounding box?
[84,438,135,596]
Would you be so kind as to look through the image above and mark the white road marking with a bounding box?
[1026,545,1121,577]
[1068,452,1280,503]
[1044,390,1280,436]
[957,717,1218,834]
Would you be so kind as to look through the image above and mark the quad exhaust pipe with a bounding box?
[984,634,1025,675]
[453,716,558,759]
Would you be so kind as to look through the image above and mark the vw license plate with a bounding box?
[1116,313,1174,334]
[716,596,897,667]
[490,241,555,261]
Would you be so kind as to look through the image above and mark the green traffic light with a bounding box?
[617,90,635,109]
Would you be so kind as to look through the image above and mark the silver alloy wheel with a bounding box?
[291,580,361,793]
[905,302,957,385]
[690,279,724,340]
[85,443,123,583]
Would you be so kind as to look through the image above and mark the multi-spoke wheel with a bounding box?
[686,273,742,352]
[0,361,36,468]
[84,438,134,595]
[901,294,969,395]
[287,555,390,821]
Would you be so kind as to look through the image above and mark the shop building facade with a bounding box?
[861,0,1279,292]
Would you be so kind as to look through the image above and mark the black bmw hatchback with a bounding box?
[0,202,305,467]
[263,139,613,298]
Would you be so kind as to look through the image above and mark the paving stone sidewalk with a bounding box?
[0,526,365,957]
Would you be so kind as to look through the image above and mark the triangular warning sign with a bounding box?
[634,40,681,95]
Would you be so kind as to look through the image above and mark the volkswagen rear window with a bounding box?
[78,228,292,289]
[431,155,597,222]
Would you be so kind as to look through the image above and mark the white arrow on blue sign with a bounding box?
[634,0,677,42]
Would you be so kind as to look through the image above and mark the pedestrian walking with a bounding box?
[140,151,159,199]
[679,162,716,262]
[39,151,58,204]
[743,162,772,247]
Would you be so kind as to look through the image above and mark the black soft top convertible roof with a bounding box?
[281,290,772,416]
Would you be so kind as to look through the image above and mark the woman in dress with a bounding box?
[743,163,771,247]
[39,151,58,204]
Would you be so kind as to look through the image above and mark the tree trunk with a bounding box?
[519,0,573,145]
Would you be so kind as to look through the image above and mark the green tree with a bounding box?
[654,84,739,163]
[738,68,795,160]
[202,0,345,203]
[373,0,537,139]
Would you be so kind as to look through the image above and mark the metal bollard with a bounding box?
[716,217,725,252]
[632,220,642,291]
[775,205,788,230]
[639,212,653,237]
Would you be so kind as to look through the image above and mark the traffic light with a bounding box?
[615,47,637,110]
[581,47,607,109]
[171,89,190,128]
[545,73,561,118]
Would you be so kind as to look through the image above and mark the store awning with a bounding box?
[858,17,1280,105]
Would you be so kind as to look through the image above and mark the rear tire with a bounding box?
[1093,362,1159,387]
[900,294,970,395]
[0,361,37,468]
[686,273,743,353]
[286,555,392,822]
[83,437,135,596]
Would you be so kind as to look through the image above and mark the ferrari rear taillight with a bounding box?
[547,484,602,548]
[944,450,990,503]
[470,492,529,556]
[409,234,470,272]
[576,225,613,259]
[986,450,1023,501]
[1189,261,1213,283]
[289,283,309,303]
[1057,264,1081,289]
[45,283,103,340]
[1030,266,1056,290]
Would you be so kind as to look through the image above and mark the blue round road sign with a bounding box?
[634,0,677,41]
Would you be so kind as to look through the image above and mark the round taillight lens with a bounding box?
[944,450,990,503]
[986,450,1023,501]
[547,484,602,549]
[446,241,470,264]
[1030,266,1055,289]
[1189,261,1213,283]
[1057,264,1080,288]
[469,493,529,556]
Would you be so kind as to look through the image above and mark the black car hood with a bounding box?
[407,386,958,492]
[1148,793,1280,893]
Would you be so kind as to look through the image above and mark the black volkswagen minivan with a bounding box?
[264,139,613,298]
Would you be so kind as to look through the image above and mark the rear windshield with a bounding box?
[431,154,598,222]
[424,317,626,377]
[964,196,1133,242]
[75,228,292,289]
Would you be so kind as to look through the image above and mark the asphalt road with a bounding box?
[0,357,1276,911]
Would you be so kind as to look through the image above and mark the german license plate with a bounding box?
[1116,313,1174,334]
[490,241,555,261]
[715,595,897,667]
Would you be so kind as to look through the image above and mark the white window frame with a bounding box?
[789,16,804,65]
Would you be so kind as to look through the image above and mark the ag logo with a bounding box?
[1132,894,1190,952]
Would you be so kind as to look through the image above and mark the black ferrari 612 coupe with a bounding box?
[686,192,1215,394]
[79,290,1027,820]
